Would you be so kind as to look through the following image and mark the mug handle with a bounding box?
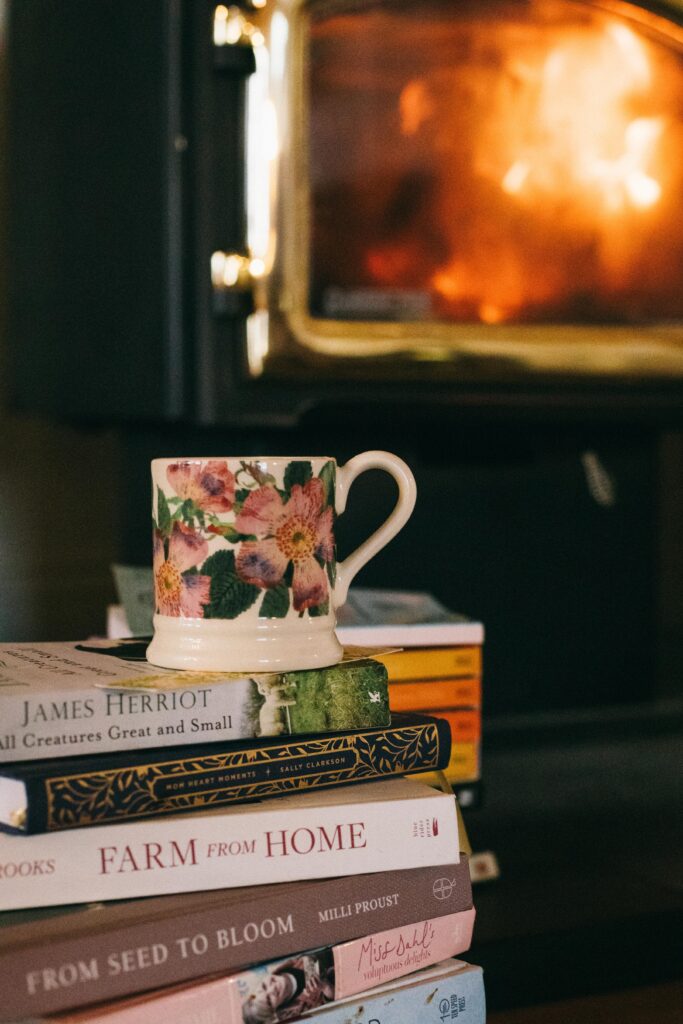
[334,451,417,608]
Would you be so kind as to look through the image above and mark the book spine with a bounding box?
[17,717,451,833]
[332,908,475,998]
[0,661,390,763]
[439,710,481,745]
[33,912,476,1024]
[0,784,459,911]
[30,976,244,1024]
[0,683,260,764]
[389,677,481,711]
[0,859,472,1020]
[413,745,480,786]
[444,743,480,783]
[377,647,482,680]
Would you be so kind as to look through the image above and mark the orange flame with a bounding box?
[309,1,683,325]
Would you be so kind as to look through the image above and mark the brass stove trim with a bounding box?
[235,0,683,379]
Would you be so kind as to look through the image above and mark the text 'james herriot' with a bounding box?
[19,689,213,728]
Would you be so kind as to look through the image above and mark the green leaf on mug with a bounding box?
[318,460,336,505]
[284,460,313,492]
[156,487,171,536]
[260,583,290,619]
[326,559,337,588]
[308,599,330,618]
[202,549,260,619]
[208,522,248,543]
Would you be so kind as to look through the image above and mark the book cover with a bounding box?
[0,858,472,1020]
[0,641,390,762]
[0,776,460,911]
[22,912,476,1024]
[0,712,451,834]
[335,588,484,647]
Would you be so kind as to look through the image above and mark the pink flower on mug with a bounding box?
[166,460,236,512]
[235,478,334,611]
[153,522,211,617]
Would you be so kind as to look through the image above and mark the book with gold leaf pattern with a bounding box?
[0,712,450,834]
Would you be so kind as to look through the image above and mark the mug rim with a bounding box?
[152,455,336,464]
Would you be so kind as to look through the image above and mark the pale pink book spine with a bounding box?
[49,976,243,1024]
[332,906,476,996]
[48,909,476,1024]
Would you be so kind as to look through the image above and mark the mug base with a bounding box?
[146,614,345,673]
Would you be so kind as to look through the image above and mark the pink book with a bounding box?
[37,908,476,1023]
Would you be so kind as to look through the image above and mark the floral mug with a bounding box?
[146,451,417,671]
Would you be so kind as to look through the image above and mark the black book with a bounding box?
[0,712,451,834]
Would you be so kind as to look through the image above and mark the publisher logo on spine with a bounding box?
[412,816,440,838]
[432,876,457,900]
[439,994,467,1020]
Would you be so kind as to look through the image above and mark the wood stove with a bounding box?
[8,0,683,424]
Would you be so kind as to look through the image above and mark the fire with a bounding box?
[489,23,663,216]
[421,16,671,321]
[309,1,683,325]
[399,80,434,136]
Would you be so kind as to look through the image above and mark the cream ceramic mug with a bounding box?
[146,452,416,671]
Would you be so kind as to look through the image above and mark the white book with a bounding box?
[0,777,459,911]
[0,640,390,762]
[335,588,484,647]
[107,577,485,649]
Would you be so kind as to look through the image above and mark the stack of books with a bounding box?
[0,636,485,1023]
[108,577,484,806]
[337,589,484,808]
